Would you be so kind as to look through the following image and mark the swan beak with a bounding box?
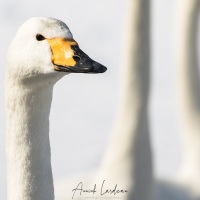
[46,38,107,73]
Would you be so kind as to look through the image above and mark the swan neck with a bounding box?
[100,0,153,199]
[5,81,54,200]
[178,0,200,122]
[177,0,200,172]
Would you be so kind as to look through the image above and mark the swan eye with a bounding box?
[36,34,45,41]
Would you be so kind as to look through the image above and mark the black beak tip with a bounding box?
[92,62,107,73]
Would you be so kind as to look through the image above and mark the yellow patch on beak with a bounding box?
[46,38,78,68]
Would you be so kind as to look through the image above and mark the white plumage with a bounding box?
[5,0,200,199]
[5,17,106,200]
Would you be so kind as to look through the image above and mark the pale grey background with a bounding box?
[0,0,183,198]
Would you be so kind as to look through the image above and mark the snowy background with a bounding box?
[0,0,183,198]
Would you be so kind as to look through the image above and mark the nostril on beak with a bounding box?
[73,56,81,62]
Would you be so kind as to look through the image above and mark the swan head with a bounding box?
[6,17,107,85]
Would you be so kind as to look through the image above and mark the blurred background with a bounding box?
[0,0,183,198]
